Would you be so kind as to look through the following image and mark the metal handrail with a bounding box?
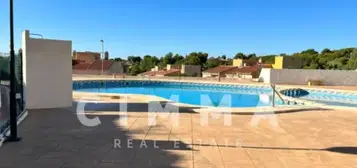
[30,33,43,39]
[271,84,285,106]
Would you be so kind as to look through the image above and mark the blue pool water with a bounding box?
[281,88,357,107]
[300,90,357,107]
[73,80,283,107]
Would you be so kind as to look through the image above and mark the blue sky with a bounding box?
[0,0,356,58]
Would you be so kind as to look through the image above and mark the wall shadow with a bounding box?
[73,101,200,114]
[0,106,192,168]
[191,142,357,155]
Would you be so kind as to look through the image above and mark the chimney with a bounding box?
[104,51,109,60]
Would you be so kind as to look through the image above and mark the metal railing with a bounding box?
[271,84,285,106]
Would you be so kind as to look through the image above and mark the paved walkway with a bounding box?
[1,103,357,168]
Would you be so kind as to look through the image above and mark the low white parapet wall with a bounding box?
[22,30,72,109]
[259,68,357,86]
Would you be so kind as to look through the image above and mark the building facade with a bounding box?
[74,51,100,64]
[272,56,303,69]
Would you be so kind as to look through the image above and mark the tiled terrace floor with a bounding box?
[1,103,357,168]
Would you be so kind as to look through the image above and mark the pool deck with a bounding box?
[1,103,357,167]
[1,77,356,167]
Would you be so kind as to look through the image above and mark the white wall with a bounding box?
[259,68,271,83]
[202,72,213,78]
[22,30,72,109]
[259,68,357,86]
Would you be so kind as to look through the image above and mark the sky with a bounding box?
[0,0,356,58]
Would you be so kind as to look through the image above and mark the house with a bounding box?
[202,66,237,78]
[181,65,201,77]
[225,64,272,79]
[203,58,272,79]
[225,66,257,79]
[72,60,125,75]
[155,69,181,77]
[87,60,124,74]
[139,71,157,77]
[74,51,101,64]
[233,58,259,67]
[72,63,91,74]
[139,64,201,77]
[272,56,302,69]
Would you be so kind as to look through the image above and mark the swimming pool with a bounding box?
[73,80,289,108]
[281,88,357,107]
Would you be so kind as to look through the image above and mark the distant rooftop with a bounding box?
[203,66,236,73]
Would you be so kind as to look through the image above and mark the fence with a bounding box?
[0,51,24,133]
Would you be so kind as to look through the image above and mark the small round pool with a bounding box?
[73,80,286,108]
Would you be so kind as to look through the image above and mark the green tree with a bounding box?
[128,56,142,64]
[247,53,256,59]
[321,48,332,54]
[206,57,219,68]
[184,52,208,65]
[163,52,174,65]
[140,55,159,71]
[260,55,276,64]
[234,52,246,59]
[184,55,201,65]
[173,54,184,64]
[129,64,143,75]
[113,57,122,62]
[301,49,319,55]
[346,49,357,70]
[280,53,288,57]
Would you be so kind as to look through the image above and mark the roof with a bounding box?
[203,66,237,73]
[73,63,91,70]
[155,69,180,76]
[224,64,272,74]
[139,71,156,76]
[139,69,181,76]
[225,66,257,74]
[76,51,100,55]
[88,60,113,70]
[256,63,272,68]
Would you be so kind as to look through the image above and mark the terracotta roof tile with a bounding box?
[225,66,257,74]
[258,64,272,68]
[88,60,113,70]
[73,63,91,70]
[155,69,180,75]
[140,71,157,76]
[203,66,237,73]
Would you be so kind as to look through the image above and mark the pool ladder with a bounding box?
[271,84,285,107]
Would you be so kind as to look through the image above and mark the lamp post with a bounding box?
[100,40,104,75]
[8,0,20,142]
